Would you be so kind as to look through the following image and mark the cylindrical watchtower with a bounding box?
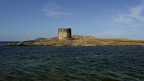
[58,28,71,40]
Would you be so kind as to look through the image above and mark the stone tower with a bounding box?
[58,28,71,40]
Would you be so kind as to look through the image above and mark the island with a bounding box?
[8,28,144,46]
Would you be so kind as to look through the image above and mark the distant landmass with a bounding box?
[0,41,20,46]
[8,35,144,46]
[7,28,144,46]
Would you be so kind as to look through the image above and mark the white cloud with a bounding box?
[43,3,72,17]
[113,1,144,25]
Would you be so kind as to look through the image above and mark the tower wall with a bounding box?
[58,28,71,40]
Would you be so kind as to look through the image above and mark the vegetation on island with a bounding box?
[8,35,144,46]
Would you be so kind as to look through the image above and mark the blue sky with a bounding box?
[0,0,144,41]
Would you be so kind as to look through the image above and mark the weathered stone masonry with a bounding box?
[58,28,71,40]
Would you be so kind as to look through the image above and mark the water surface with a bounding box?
[0,46,144,81]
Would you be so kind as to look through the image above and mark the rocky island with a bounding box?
[9,28,144,46]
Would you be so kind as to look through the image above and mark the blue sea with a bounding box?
[0,46,144,81]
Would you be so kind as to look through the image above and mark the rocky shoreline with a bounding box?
[8,35,144,46]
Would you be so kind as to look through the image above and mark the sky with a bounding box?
[0,0,144,41]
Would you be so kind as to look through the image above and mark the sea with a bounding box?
[0,46,144,81]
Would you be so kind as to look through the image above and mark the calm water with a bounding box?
[0,46,144,81]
